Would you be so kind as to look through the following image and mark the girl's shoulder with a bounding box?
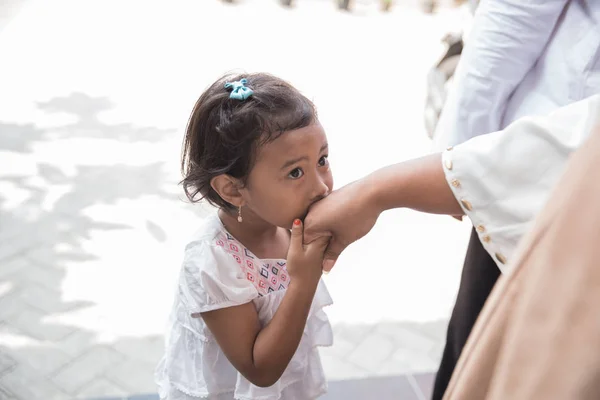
[183,213,254,269]
[180,212,293,306]
[178,213,259,314]
[185,212,227,246]
[182,212,243,273]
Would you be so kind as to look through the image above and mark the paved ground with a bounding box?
[0,0,473,398]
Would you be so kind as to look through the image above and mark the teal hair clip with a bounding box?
[224,78,253,100]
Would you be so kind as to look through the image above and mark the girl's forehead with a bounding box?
[255,124,328,164]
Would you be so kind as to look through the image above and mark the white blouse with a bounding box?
[443,94,600,273]
[155,214,333,400]
[434,0,600,150]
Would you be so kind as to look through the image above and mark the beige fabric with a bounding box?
[444,125,600,400]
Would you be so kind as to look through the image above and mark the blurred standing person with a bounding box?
[431,1,600,399]
[422,0,471,14]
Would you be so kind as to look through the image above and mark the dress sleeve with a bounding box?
[442,95,600,272]
[178,239,259,314]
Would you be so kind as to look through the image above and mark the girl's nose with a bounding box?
[312,176,331,201]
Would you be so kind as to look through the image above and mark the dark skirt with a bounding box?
[431,228,500,400]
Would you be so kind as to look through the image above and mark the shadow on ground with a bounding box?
[0,92,199,399]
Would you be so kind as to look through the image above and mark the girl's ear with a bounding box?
[210,174,244,207]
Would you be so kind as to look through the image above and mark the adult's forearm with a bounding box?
[367,154,463,216]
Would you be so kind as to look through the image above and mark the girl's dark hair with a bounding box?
[181,72,317,210]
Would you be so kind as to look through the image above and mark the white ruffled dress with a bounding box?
[155,214,333,400]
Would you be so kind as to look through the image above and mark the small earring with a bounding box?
[237,205,243,223]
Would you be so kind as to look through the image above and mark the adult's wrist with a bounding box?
[364,165,407,214]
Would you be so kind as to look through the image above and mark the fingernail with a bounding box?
[293,219,301,226]
[323,259,335,272]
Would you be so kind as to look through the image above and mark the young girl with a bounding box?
[155,73,334,400]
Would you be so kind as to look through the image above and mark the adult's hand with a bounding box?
[304,178,382,272]
[304,154,462,271]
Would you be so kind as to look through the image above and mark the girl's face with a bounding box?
[239,122,333,229]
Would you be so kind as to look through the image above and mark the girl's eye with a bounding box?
[288,168,304,179]
[318,155,329,167]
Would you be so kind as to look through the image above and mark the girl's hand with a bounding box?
[286,219,330,287]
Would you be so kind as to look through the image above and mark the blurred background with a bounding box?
[0,0,474,398]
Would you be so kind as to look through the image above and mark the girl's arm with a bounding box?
[201,283,316,387]
[201,221,329,388]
